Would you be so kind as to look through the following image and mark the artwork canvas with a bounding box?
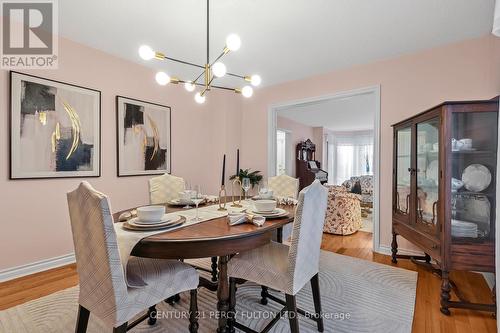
[10,72,101,179]
[116,96,171,176]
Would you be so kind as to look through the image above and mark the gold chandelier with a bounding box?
[138,0,261,104]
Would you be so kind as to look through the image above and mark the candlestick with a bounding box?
[221,154,226,187]
[236,149,240,175]
[218,185,227,211]
[231,178,242,207]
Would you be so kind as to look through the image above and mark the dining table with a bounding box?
[113,199,296,333]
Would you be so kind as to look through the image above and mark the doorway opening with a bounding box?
[267,86,381,252]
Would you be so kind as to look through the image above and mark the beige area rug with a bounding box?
[0,251,417,333]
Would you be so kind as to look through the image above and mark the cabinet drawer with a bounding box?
[394,221,441,260]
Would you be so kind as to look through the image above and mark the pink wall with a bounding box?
[0,37,241,271]
[277,116,314,176]
[241,35,500,252]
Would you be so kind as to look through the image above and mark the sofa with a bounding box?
[342,175,373,207]
[323,185,362,235]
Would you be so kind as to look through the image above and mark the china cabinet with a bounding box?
[391,97,499,315]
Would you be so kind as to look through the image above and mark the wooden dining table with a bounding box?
[113,200,296,333]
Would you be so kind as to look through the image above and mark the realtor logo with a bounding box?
[1,0,58,68]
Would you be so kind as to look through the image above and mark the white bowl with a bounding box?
[254,200,276,213]
[137,205,165,222]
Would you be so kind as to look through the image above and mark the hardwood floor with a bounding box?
[0,231,496,332]
[321,231,497,333]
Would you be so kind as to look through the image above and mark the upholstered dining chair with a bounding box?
[227,180,328,333]
[149,173,185,204]
[67,182,199,333]
[268,174,300,199]
[149,173,219,283]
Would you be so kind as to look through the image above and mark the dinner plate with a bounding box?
[251,208,288,218]
[427,160,439,186]
[124,215,184,231]
[131,215,172,225]
[462,164,491,192]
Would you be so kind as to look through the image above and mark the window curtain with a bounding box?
[331,130,374,185]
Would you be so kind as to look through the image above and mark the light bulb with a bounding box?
[155,72,170,85]
[212,62,227,78]
[241,85,253,98]
[225,34,241,51]
[195,92,206,104]
[184,81,195,92]
[138,45,155,60]
[250,74,262,86]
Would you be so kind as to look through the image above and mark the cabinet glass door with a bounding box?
[415,118,440,234]
[450,111,497,243]
[395,126,412,221]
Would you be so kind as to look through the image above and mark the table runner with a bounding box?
[114,202,252,287]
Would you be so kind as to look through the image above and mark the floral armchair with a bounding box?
[323,185,362,235]
[342,175,373,205]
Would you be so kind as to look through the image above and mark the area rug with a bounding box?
[0,251,417,333]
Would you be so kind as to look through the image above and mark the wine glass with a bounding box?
[259,180,269,198]
[183,182,193,209]
[191,185,204,221]
[242,177,251,201]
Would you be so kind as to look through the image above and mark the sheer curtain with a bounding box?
[332,130,374,185]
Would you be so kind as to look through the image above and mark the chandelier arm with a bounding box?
[163,56,205,70]
[227,72,246,79]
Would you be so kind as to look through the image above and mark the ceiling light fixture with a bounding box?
[138,0,261,104]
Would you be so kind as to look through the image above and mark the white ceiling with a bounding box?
[58,0,495,87]
[277,92,375,131]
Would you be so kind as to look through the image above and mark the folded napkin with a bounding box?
[228,212,266,227]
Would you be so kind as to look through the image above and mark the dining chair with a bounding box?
[148,174,219,283]
[227,180,328,333]
[67,182,200,333]
[149,173,186,204]
[268,174,300,199]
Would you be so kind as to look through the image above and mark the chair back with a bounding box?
[268,174,299,199]
[67,182,127,322]
[287,180,328,294]
[149,173,185,204]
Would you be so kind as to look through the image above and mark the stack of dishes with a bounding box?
[123,206,184,231]
[251,207,288,219]
[252,200,288,219]
[451,219,478,238]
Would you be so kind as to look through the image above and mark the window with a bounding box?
[330,131,374,185]
[276,130,287,175]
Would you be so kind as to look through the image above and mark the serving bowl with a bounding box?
[137,205,165,222]
[254,200,277,213]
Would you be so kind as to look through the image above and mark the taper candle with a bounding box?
[221,154,226,187]
[236,149,240,175]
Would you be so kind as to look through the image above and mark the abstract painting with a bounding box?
[116,96,171,176]
[10,71,101,179]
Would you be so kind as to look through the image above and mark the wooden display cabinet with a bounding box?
[391,97,499,315]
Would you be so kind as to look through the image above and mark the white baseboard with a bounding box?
[0,253,75,282]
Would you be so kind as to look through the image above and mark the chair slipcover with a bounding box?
[268,174,300,199]
[228,180,328,295]
[67,182,198,328]
[149,173,185,204]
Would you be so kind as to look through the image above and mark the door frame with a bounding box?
[267,85,382,253]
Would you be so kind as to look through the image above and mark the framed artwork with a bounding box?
[10,71,101,179]
[116,96,171,176]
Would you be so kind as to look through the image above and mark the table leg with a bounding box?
[277,227,283,243]
[217,255,230,333]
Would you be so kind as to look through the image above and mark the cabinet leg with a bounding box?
[391,232,398,263]
[440,270,451,316]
